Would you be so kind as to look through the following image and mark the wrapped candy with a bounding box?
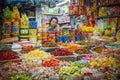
[12,6,20,20]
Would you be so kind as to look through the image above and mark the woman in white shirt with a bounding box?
[48,17,60,31]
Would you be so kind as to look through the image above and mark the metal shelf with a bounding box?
[96,15,120,19]
[97,2,120,8]
[42,13,62,16]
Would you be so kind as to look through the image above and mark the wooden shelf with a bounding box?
[96,15,120,19]
[97,2,120,8]
[42,13,62,16]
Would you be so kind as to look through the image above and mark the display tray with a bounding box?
[42,47,59,50]
[90,46,105,55]
[55,55,77,62]
[0,58,21,63]
[105,45,120,50]
[77,44,88,48]
[89,50,99,55]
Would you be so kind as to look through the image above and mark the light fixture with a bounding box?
[56,0,70,6]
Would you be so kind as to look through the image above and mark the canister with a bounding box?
[19,35,29,41]
[29,29,37,35]
[63,36,70,43]
[42,32,48,38]
[20,28,29,35]
[2,34,11,39]
[29,36,37,43]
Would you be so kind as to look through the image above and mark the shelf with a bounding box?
[97,2,120,8]
[59,22,70,24]
[42,13,62,16]
[69,14,83,16]
[96,15,120,19]
[46,21,70,24]
[28,17,36,18]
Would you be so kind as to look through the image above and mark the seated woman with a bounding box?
[48,17,60,31]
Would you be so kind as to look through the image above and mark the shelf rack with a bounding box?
[96,1,120,19]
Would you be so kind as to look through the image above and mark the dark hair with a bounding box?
[49,17,58,25]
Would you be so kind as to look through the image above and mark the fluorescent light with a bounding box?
[56,0,70,6]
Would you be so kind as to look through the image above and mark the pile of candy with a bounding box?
[102,48,115,56]
[75,48,90,54]
[20,46,35,54]
[0,51,19,61]
[89,56,119,68]
[42,40,58,47]
[51,48,73,56]
[24,49,50,59]
[42,58,61,67]
[57,42,71,47]
[67,45,80,52]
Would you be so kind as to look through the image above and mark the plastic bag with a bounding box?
[12,6,20,19]
[3,7,12,19]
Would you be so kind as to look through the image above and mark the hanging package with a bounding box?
[3,7,12,19]
[12,6,20,20]
[29,21,37,29]
[21,14,29,28]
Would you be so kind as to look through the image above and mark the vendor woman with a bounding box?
[48,17,60,31]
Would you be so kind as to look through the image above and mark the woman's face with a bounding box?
[50,19,57,28]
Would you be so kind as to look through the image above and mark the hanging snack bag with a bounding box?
[12,6,20,20]
[3,6,12,19]
[21,14,29,28]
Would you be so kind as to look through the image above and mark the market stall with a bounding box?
[0,0,120,80]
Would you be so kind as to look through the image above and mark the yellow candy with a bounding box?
[24,49,50,59]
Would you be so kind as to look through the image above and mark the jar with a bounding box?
[19,35,29,41]
[2,34,11,39]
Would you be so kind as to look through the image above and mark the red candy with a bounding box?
[0,51,19,61]
[51,48,73,56]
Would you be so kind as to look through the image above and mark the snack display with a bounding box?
[42,57,61,67]
[59,62,83,80]
[20,46,35,54]
[76,40,90,46]
[102,48,115,56]
[89,56,119,68]
[67,45,80,52]
[0,51,19,61]
[57,42,71,48]
[116,49,120,55]
[105,41,120,50]
[91,46,105,54]
[24,49,50,59]
[51,48,73,56]
[42,40,58,47]
[75,48,90,55]
[0,1,120,80]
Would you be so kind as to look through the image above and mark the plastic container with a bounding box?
[42,32,48,38]
[62,29,70,36]
[29,21,37,29]
[19,35,29,41]
[11,26,19,34]
[56,36,63,42]
[20,28,29,35]
[48,31,56,37]
[29,29,37,35]
[2,34,11,39]
[63,36,70,43]
[37,32,43,39]
[29,36,37,43]
[75,36,82,41]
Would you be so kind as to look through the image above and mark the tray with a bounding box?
[55,55,77,62]
[0,58,21,63]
